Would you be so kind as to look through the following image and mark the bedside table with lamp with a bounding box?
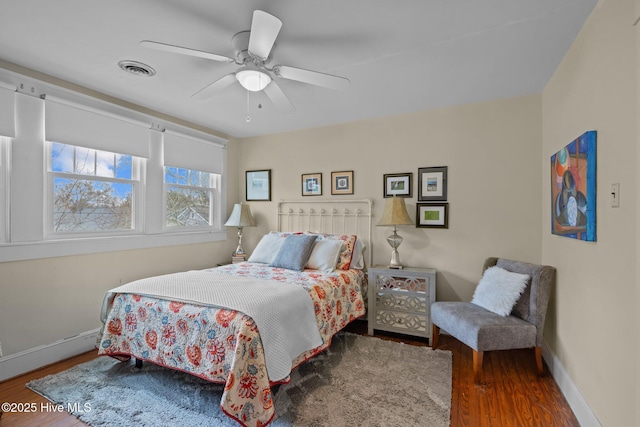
[369,197,437,341]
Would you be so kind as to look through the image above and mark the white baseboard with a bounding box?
[0,328,100,382]
[542,342,602,427]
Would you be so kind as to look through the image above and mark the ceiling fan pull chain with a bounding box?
[246,90,251,123]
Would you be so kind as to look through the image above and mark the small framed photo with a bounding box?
[418,166,447,201]
[416,203,449,228]
[384,173,412,198]
[246,169,271,201]
[331,171,354,195]
[302,173,322,196]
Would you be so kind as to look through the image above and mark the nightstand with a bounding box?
[367,265,436,341]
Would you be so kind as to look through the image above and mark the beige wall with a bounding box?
[237,94,542,304]
[542,0,638,425]
[0,241,233,355]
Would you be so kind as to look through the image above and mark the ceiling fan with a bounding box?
[140,10,350,113]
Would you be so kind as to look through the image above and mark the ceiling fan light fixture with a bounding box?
[236,69,271,91]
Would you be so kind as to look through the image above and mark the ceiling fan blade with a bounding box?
[140,40,234,63]
[192,74,237,99]
[274,65,350,91]
[248,10,282,60]
[263,81,295,113]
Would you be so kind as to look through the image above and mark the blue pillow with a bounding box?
[270,234,317,271]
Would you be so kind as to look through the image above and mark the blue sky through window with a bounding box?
[51,142,133,199]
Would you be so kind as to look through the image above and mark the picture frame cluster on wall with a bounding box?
[246,166,449,228]
[384,167,449,228]
[246,170,357,200]
[417,166,448,228]
[298,171,355,196]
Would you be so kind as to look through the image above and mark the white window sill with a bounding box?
[0,230,227,263]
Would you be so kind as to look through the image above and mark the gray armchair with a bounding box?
[431,257,555,383]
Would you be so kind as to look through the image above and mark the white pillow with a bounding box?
[247,234,286,264]
[305,239,344,272]
[471,266,530,316]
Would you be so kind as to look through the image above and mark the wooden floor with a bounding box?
[0,320,579,427]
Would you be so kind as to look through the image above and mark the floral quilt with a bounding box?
[98,262,366,427]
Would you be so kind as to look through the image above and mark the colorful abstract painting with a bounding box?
[550,130,597,241]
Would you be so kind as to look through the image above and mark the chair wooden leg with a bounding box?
[432,324,440,348]
[534,346,544,375]
[473,350,484,383]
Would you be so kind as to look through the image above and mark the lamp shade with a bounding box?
[377,197,412,226]
[224,203,256,227]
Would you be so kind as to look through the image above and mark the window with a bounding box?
[162,130,225,232]
[0,79,228,263]
[48,142,140,234]
[164,166,220,229]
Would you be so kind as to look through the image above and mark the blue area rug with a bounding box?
[27,332,451,426]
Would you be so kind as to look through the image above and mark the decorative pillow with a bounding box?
[471,266,530,316]
[247,234,286,264]
[305,239,344,272]
[310,233,358,270]
[270,234,318,271]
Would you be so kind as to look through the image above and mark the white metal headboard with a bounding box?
[276,199,373,268]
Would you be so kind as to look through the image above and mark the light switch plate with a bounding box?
[611,183,620,208]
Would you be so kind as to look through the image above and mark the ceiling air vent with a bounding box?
[118,60,156,77]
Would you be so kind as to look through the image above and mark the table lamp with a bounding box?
[377,196,413,269]
[224,203,256,262]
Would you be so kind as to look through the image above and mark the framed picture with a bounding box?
[246,169,271,201]
[416,203,448,228]
[331,171,354,195]
[418,166,447,201]
[383,173,412,197]
[302,173,322,196]
[550,130,597,241]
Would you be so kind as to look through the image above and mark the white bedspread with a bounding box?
[100,270,323,381]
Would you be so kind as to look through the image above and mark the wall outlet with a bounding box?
[611,183,620,208]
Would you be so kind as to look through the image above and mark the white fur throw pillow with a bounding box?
[471,266,530,316]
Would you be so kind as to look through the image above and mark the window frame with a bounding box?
[163,166,222,233]
[0,74,228,263]
[45,141,144,239]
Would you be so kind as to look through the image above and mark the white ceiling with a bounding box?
[0,0,597,139]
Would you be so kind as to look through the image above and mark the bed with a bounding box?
[98,199,373,427]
